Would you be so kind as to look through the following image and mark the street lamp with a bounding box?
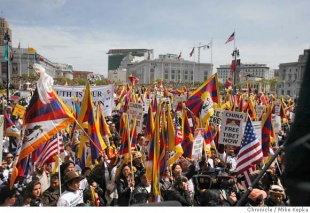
[231,48,240,86]
[4,31,10,103]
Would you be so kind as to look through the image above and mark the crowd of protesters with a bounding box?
[0,81,293,207]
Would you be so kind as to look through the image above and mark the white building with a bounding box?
[0,46,73,84]
[277,49,309,98]
[216,63,274,84]
[127,54,213,84]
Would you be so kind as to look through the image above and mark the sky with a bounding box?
[2,0,310,77]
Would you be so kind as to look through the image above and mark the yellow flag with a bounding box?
[28,47,37,52]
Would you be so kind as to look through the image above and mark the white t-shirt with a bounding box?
[57,189,84,207]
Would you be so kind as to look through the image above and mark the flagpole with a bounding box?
[74,120,102,153]
[192,45,195,85]
[19,39,22,76]
[210,38,213,74]
[27,45,29,77]
[180,53,182,83]
[56,133,62,193]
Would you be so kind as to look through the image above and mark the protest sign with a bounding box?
[219,110,246,146]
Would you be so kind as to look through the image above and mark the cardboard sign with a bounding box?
[209,109,223,125]
[12,104,26,119]
[129,102,144,134]
[191,128,205,160]
[219,110,246,146]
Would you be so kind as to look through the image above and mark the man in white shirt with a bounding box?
[57,171,84,206]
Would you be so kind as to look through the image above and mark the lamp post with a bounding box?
[4,31,10,102]
[231,48,240,87]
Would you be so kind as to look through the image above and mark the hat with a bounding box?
[248,188,267,203]
[63,171,83,184]
[133,152,142,159]
[270,185,284,195]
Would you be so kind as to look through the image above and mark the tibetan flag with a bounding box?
[152,103,161,202]
[144,102,154,140]
[97,103,112,140]
[167,109,183,166]
[159,105,169,176]
[225,76,233,89]
[261,105,275,157]
[10,64,75,189]
[185,73,220,123]
[4,112,20,138]
[118,114,135,155]
[181,108,194,159]
[279,99,288,124]
[245,96,256,120]
[225,32,235,44]
[128,74,140,86]
[78,83,106,162]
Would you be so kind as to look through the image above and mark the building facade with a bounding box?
[277,49,309,98]
[0,46,75,85]
[216,63,274,84]
[0,17,11,46]
[127,54,213,84]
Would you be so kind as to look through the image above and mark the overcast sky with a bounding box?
[2,0,310,76]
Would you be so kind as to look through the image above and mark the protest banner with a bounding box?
[53,85,114,116]
[129,102,144,134]
[191,128,205,160]
[219,110,246,146]
[209,108,223,125]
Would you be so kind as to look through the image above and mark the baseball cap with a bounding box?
[248,188,267,203]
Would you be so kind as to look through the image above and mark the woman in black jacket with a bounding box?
[116,164,135,206]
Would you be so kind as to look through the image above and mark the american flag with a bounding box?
[35,134,64,167]
[178,52,182,61]
[225,32,235,44]
[236,115,263,187]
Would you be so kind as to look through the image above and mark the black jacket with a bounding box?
[116,177,131,206]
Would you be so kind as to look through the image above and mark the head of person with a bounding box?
[164,166,171,177]
[65,161,75,173]
[81,167,91,179]
[179,159,190,173]
[210,148,217,159]
[25,179,42,199]
[139,170,150,187]
[6,153,14,164]
[50,173,60,190]
[0,184,17,206]
[269,185,285,205]
[137,133,145,146]
[64,171,83,191]
[83,186,100,206]
[109,122,116,132]
[173,175,188,192]
[171,162,182,177]
[200,189,223,206]
[133,152,143,165]
[226,145,235,155]
[248,188,267,207]
[64,142,72,152]
[199,160,210,172]
[121,164,132,179]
